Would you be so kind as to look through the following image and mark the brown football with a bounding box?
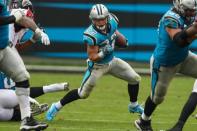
[115,31,127,47]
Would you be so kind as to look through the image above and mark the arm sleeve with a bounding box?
[163,16,180,29]
[0,15,15,25]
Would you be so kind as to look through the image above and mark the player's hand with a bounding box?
[11,9,25,23]
[102,44,113,55]
[35,28,50,45]
[40,32,50,45]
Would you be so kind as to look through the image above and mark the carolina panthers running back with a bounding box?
[46,4,144,122]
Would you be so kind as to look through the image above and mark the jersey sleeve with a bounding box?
[163,16,180,29]
[83,33,96,46]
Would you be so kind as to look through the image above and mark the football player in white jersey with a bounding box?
[0,0,50,130]
[46,4,144,121]
[0,0,69,121]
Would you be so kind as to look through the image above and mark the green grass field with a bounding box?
[0,73,197,131]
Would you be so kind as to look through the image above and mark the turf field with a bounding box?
[0,72,197,131]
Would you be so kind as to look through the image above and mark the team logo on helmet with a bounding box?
[89,4,109,20]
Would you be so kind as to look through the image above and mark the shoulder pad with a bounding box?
[164,10,181,21]
[83,26,97,45]
[110,13,119,24]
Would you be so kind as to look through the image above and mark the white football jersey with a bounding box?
[9,9,31,48]
[9,24,28,47]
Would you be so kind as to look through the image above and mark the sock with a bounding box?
[142,96,157,120]
[55,101,63,110]
[43,83,65,93]
[177,92,197,126]
[129,101,138,107]
[128,83,139,102]
[60,89,80,106]
[15,88,31,120]
[30,87,44,98]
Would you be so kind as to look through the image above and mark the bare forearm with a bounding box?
[186,22,197,36]
[17,17,38,31]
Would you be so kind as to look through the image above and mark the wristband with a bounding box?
[35,28,42,34]
[30,38,36,43]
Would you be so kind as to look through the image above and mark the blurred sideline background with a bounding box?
[20,0,197,73]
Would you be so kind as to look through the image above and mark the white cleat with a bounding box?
[62,82,69,91]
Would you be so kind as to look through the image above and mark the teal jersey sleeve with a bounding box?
[83,33,96,46]
[164,17,179,29]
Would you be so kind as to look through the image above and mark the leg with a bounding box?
[109,58,143,114]
[30,82,69,98]
[0,47,48,130]
[46,62,106,121]
[168,80,197,131]
[30,87,44,98]
[135,56,176,131]
[0,90,19,121]
[179,52,197,77]
[0,47,31,120]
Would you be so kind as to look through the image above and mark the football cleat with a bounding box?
[31,103,49,116]
[134,118,153,131]
[46,103,59,121]
[128,103,144,114]
[63,82,69,91]
[167,122,183,131]
[20,116,48,131]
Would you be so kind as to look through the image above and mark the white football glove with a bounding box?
[11,9,25,23]
[35,28,50,45]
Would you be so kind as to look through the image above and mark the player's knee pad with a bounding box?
[153,95,164,105]
[128,74,141,85]
[13,70,30,82]
[78,84,94,99]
